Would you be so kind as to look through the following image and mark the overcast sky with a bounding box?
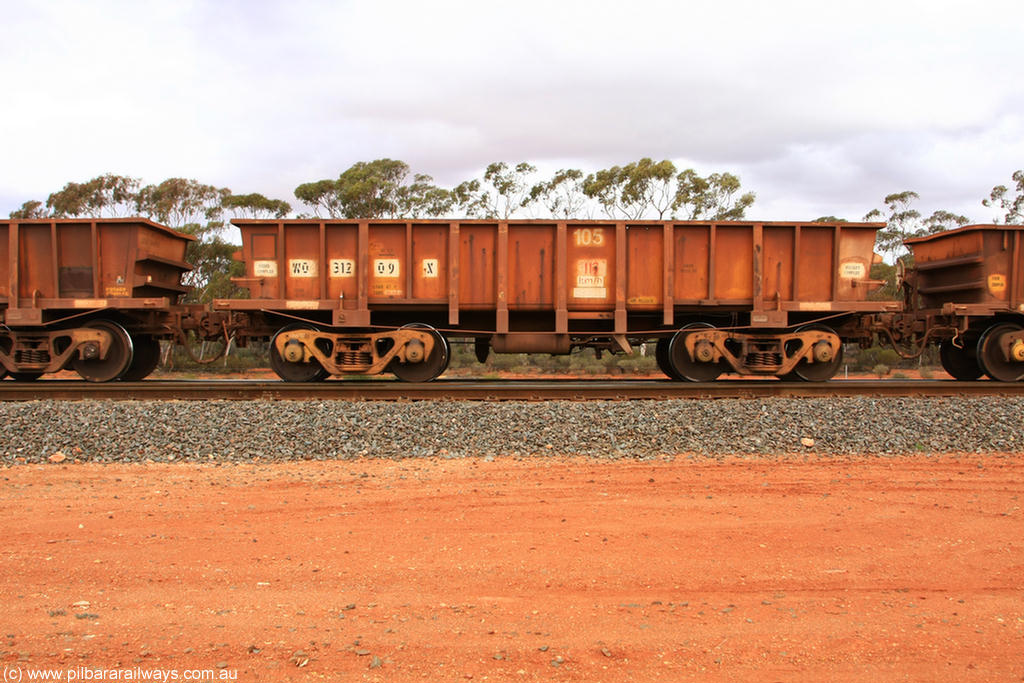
[2,0,1022,224]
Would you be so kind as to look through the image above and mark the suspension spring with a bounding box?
[15,348,50,365]
[747,351,781,369]
[341,350,372,368]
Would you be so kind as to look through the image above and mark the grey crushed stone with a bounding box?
[0,397,1020,463]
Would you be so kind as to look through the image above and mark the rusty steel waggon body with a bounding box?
[896,225,1024,382]
[4,216,1023,384]
[216,219,894,382]
[0,218,202,381]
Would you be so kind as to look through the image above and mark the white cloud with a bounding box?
[1,0,1021,223]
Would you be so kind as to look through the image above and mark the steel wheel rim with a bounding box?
[790,324,843,382]
[121,336,162,381]
[270,324,330,382]
[72,320,134,382]
[391,323,449,383]
[668,323,722,382]
[9,372,43,381]
[655,337,682,380]
[977,323,1024,382]
[939,339,982,381]
[0,335,12,379]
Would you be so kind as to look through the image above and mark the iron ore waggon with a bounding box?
[217,219,894,382]
[901,224,1024,381]
[5,216,1021,384]
[0,218,197,381]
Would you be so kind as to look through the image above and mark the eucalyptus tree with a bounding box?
[583,160,756,221]
[864,191,968,261]
[222,192,291,219]
[452,162,538,219]
[529,168,588,219]
[983,170,1024,224]
[673,169,755,220]
[46,174,141,217]
[295,159,452,219]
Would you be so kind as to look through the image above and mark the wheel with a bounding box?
[667,323,723,382]
[939,339,982,381]
[655,338,682,380]
[0,335,11,379]
[977,323,1024,382]
[121,336,162,381]
[474,337,490,364]
[9,372,43,381]
[390,323,449,382]
[270,324,330,382]
[71,320,134,382]
[788,324,843,382]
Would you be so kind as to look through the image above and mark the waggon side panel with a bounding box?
[625,224,663,310]
[225,219,889,330]
[906,225,1024,313]
[0,223,9,302]
[459,225,496,308]
[795,225,834,303]
[325,223,358,307]
[762,226,795,303]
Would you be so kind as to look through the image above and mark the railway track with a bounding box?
[1,378,1023,401]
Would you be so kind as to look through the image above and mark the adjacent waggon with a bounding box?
[900,225,1024,382]
[0,218,199,382]
[2,217,1023,382]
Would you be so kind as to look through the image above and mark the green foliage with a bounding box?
[294,178,345,217]
[869,261,899,300]
[396,175,455,218]
[581,165,629,218]
[982,169,1024,224]
[582,161,755,221]
[445,344,660,376]
[9,200,47,218]
[865,191,969,260]
[135,178,229,234]
[812,216,847,222]
[181,235,244,303]
[222,192,291,219]
[529,168,586,219]
[337,158,413,217]
[46,174,141,217]
[294,159,453,219]
[622,158,677,219]
[164,340,270,374]
[849,345,906,372]
[454,162,538,218]
[581,158,677,220]
[673,169,756,220]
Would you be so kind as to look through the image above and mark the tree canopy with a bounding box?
[864,191,969,260]
[294,159,452,219]
[983,170,1024,224]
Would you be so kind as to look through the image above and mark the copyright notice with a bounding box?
[3,668,238,682]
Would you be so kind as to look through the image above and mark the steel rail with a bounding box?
[1,378,1023,401]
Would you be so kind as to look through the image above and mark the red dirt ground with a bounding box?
[1,455,1022,682]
